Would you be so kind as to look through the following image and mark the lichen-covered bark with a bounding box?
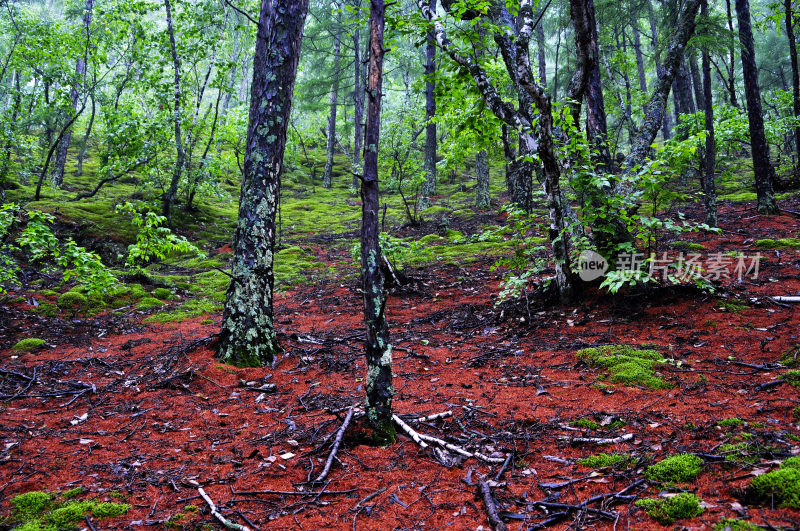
[734,0,779,214]
[418,0,437,211]
[361,0,394,444]
[323,6,342,189]
[475,150,490,209]
[701,0,717,227]
[217,0,309,367]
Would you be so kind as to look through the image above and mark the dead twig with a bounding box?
[197,487,251,531]
[314,407,354,483]
[478,481,508,531]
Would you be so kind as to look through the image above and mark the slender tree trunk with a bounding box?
[352,1,365,188]
[689,54,703,111]
[475,149,490,209]
[536,10,546,84]
[647,0,672,140]
[52,0,94,188]
[418,0,437,211]
[735,0,779,214]
[725,0,740,107]
[360,0,394,444]
[162,0,186,223]
[217,0,309,367]
[0,71,21,201]
[633,25,648,95]
[75,90,95,176]
[701,0,717,226]
[323,6,343,188]
[673,59,696,132]
[785,0,800,162]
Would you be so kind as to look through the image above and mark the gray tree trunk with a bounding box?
[352,2,365,188]
[323,6,343,189]
[162,0,186,223]
[418,0,437,211]
[475,149,490,209]
[217,0,309,367]
[785,0,800,162]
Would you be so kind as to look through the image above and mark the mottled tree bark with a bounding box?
[735,0,779,214]
[536,9,546,84]
[52,0,94,188]
[418,0,437,211]
[360,0,394,444]
[323,5,342,189]
[786,0,800,161]
[162,0,186,223]
[577,0,611,169]
[701,0,717,226]
[475,149,490,209]
[217,0,309,367]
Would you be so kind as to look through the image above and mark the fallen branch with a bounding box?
[315,407,354,483]
[393,414,429,448]
[560,433,634,445]
[197,487,250,531]
[772,296,800,303]
[478,480,508,531]
[415,432,506,464]
[413,410,453,423]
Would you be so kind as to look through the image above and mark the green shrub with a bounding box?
[635,492,703,525]
[644,454,703,482]
[12,338,46,352]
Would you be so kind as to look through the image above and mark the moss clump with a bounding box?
[672,240,706,251]
[11,492,51,519]
[576,344,671,389]
[419,234,444,244]
[144,299,221,323]
[713,519,759,531]
[783,370,800,389]
[48,501,94,528]
[12,338,46,352]
[571,418,600,430]
[718,299,749,313]
[60,488,82,499]
[91,502,130,518]
[717,417,744,428]
[719,442,761,465]
[578,453,634,469]
[152,287,173,300]
[444,229,464,240]
[780,345,800,367]
[748,460,800,509]
[753,238,800,250]
[644,454,703,483]
[635,493,703,525]
[136,297,164,310]
[57,291,87,311]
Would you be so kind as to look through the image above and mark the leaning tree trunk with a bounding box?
[735,0,779,214]
[701,0,717,226]
[323,6,342,189]
[785,0,800,163]
[162,0,186,224]
[418,0,437,211]
[217,0,309,367]
[52,0,94,188]
[360,0,394,444]
[475,149,490,209]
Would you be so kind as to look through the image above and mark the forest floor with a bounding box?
[2,156,800,530]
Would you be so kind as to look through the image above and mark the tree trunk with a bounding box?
[475,149,490,209]
[735,0,779,214]
[633,25,648,95]
[75,90,95,176]
[360,0,394,444]
[352,1,365,188]
[217,0,309,367]
[785,0,800,162]
[647,0,672,140]
[536,10,546,84]
[323,6,342,189]
[162,0,186,224]
[418,0,437,211]
[688,54,703,112]
[701,0,717,226]
[673,59,696,132]
[0,71,21,201]
[52,0,94,188]
[725,0,739,107]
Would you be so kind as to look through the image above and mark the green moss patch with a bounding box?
[578,453,634,469]
[57,291,87,311]
[12,338,46,352]
[635,493,703,525]
[644,454,703,483]
[672,240,705,252]
[152,287,174,300]
[576,344,671,389]
[713,519,759,531]
[136,297,165,310]
[753,238,800,250]
[783,370,800,389]
[5,490,130,530]
[748,458,800,509]
[717,417,744,428]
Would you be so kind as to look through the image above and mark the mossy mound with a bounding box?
[576,344,670,389]
[780,345,800,367]
[713,519,759,531]
[137,297,165,310]
[644,454,703,483]
[571,418,600,430]
[635,493,703,525]
[57,291,87,311]
[748,458,800,509]
[5,490,130,530]
[578,453,634,469]
[12,338,46,352]
[753,238,800,250]
[717,417,744,428]
[152,287,174,300]
[419,233,444,244]
[672,240,705,252]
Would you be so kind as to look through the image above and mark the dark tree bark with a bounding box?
[323,4,343,189]
[418,0,437,210]
[475,149,490,209]
[0,71,21,201]
[579,0,611,169]
[633,25,648,95]
[725,0,740,107]
[536,8,546,84]
[217,0,309,367]
[52,0,94,188]
[360,0,394,444]
[352,0,365,188]
[785,0,800,161]
[701,0,717,226]
[162,0,186,224]
[673,58,696,130]
[735,0,779,214]
[647,0,672,139]
[689,54,703,112]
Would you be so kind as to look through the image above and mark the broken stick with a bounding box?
[393,414,429,448]
[315,406,354,483]
[197,487,250,531]
[478,481,508,531]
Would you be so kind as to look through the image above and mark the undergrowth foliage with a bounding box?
[115,202,203,266]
